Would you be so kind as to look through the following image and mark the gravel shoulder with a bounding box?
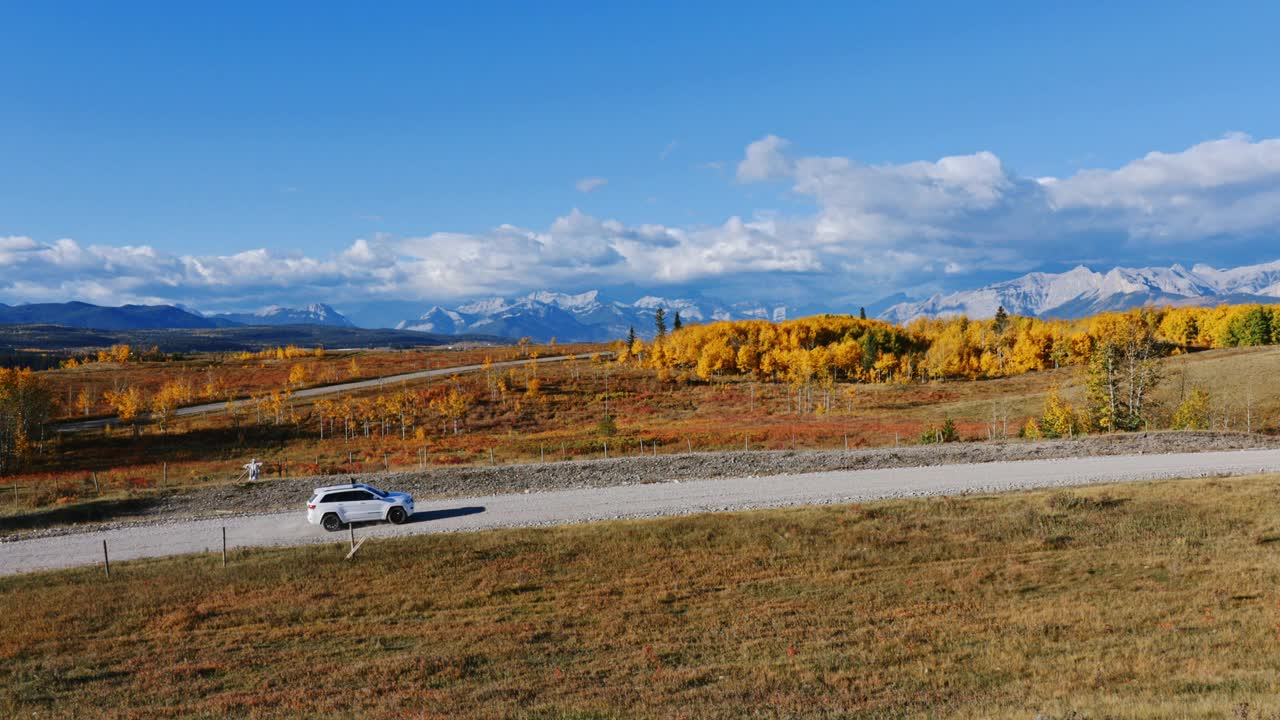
[4,431,1276,542]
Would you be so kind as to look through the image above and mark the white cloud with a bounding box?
[660,140,678,160]
[733,131,1280,272]
[1040,132,1280,241]
[6,132,1280,310]
[575,177,608,193]
[736,134,791,182]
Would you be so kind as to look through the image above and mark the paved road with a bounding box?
[55,352,604,432]
[5,448,1280,576]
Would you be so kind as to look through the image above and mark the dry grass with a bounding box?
[5,475,1280,718]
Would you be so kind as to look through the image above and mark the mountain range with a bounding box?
[0,301,353,331]
[878,259,1280,323]
[6,257,1280,341]
[395,291,790,342]
[208,303,354,327]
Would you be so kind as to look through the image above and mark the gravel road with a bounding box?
[24,430,1273,529]
[6,447,1280,576]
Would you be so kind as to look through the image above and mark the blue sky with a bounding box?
[4,2,1280,321]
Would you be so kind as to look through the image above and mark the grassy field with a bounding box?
[6,475,1280,718]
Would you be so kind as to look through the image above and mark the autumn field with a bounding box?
[3,341,1280,515]
[5,474,1280,718]
[3,305,1280,519]
[44,341,599,421]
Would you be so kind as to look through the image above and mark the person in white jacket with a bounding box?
[243,458,263,482]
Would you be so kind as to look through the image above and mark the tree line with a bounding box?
[623,303,1280,384]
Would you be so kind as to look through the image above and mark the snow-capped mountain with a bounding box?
[397,291,789,342]
[210,303,354,327]
[879,260,1280,323]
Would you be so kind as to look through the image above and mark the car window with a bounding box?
[317,490,376,502]
[365,487,387,498]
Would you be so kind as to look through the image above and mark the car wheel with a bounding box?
[321,513,343,532]
[387,506,408,525]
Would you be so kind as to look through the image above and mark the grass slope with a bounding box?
[5,476,1280,718]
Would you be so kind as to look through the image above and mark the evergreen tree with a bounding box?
[860,331,879,373]
[654,308,668,338]
[859,307,867,320]
[1233,306,1273,346]
[627,326,636,348]
[673,312,683,331]
[994,305,1009,333]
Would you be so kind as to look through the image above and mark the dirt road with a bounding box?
[6,448,1280,576]
[55,351,603,432]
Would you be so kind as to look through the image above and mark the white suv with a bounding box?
[307,483,415,531]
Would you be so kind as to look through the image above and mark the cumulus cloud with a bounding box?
[6,132,1280,310]
[575,177,608,193]
[1039,132,1280,241]
[0,212,814,308]
[736,131,1280,275]
[736,134,791,182]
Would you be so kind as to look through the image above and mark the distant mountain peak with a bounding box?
[880,259,1280,323]
[209,303,353,327]
[398,289,790,342]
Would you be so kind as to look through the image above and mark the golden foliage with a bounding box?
[1171,389,1212,430]
[0,368,56,469]
[151,380,192,432]
[96,344,134,364]
[629,303,1280,386]
[102,386,146,425]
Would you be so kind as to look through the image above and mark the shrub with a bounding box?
[1024,386,1086,439]
[597,415,618,438]
[919,417,958,444]
[1171,388,1211,430]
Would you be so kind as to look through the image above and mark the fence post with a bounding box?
[92,472,100,495]
[844,434,849,451]
[349,524,355,552]
[162,462,168,486]
[384,454,389,471]
[489,448,495,465]
[540,445,545,463]
[103,540,111,578]
[603,440,608,459]
[222,526,227,568]
[687,438,692,454]
[744,435,748,452]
